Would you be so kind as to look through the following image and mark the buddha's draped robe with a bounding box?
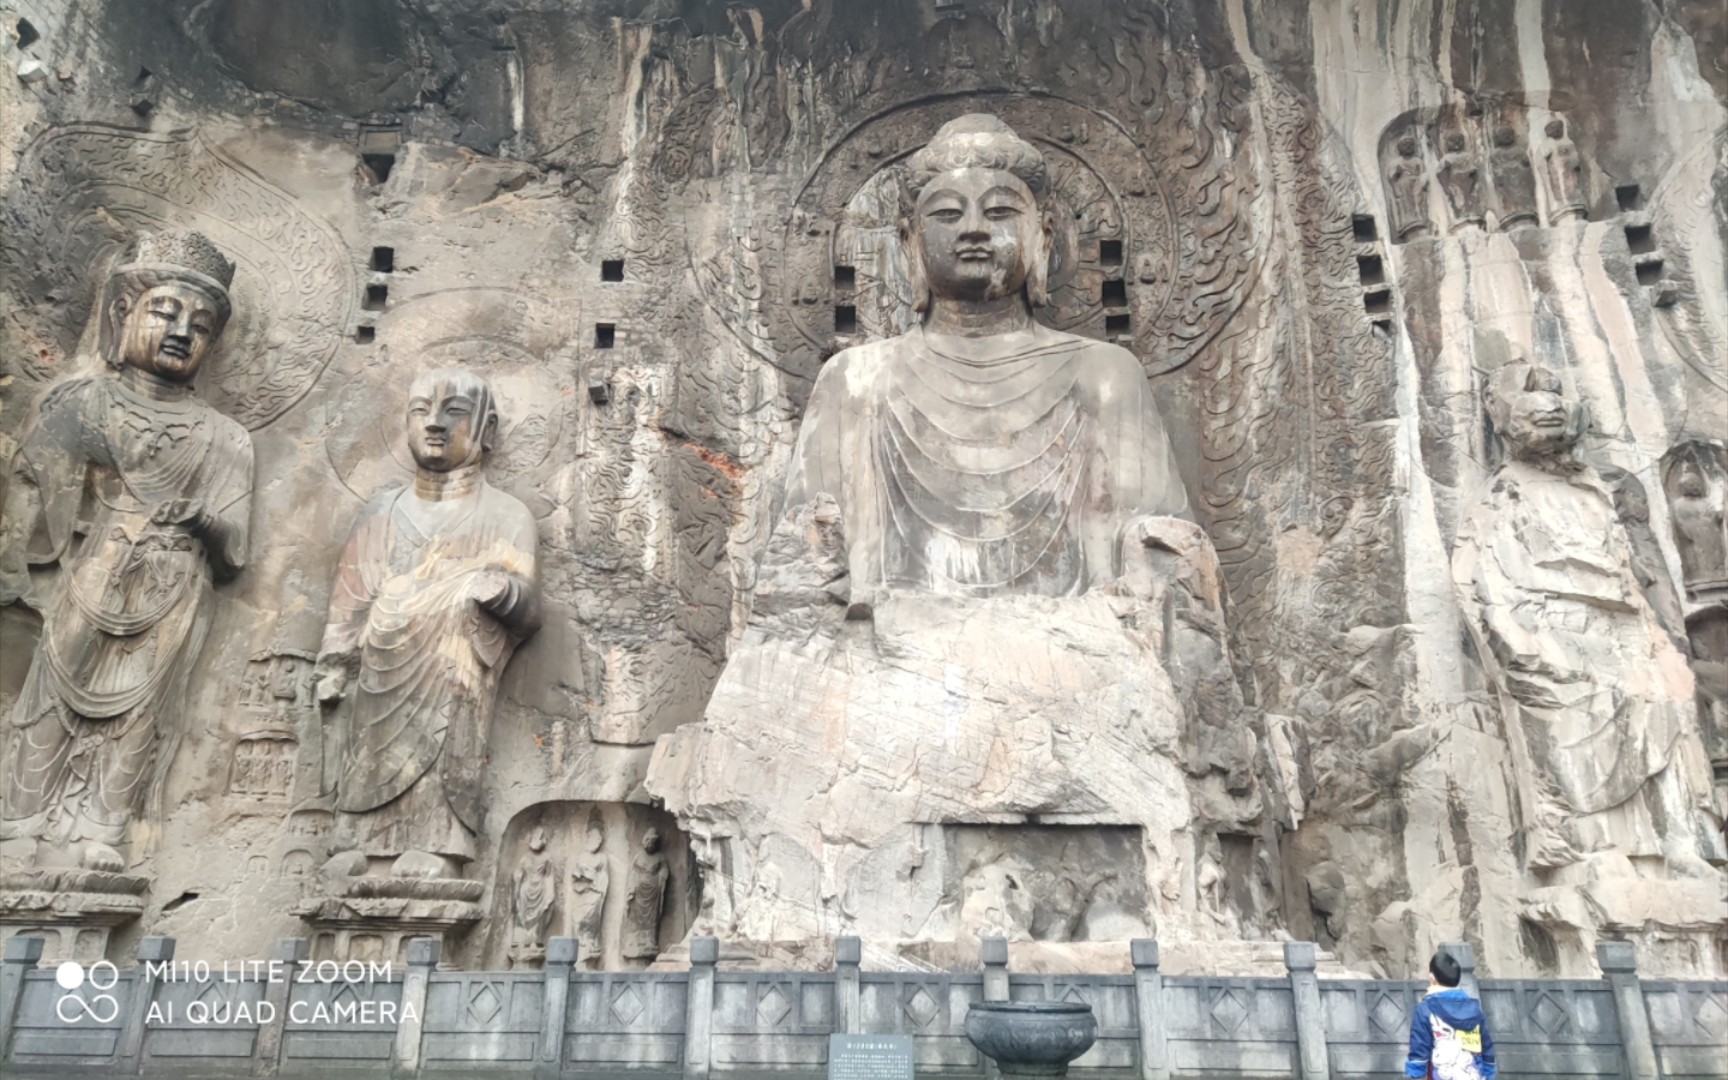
[782,324,1190,598]
[321,480,538,863]
[2,375,251,845]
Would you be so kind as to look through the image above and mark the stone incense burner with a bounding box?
[965,1000,1098,1077]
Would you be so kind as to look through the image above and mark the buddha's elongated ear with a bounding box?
[1026,209,1055,308]
[901,218,931,315]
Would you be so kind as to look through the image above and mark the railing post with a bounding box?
[254,937,307,1076]
[981,936,1009,1002]
[1597,941,1659,1080]
[120,936,173,1074]
[1442,940,1479,998]
[684,936,717,1080]
[537,937,576,1080]
[835,936,861,1035]
[1131,939,1167,1080]
[1284,941,1331,1080]
[393,936,439,1077]
[0,935,44,1065]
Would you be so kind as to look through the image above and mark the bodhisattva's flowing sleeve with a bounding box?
[0,380,97,605]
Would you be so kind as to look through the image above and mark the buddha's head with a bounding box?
[1488,361,1586,461]
[527,826,549,853]
[406,368,500,473]
[1677,460,1708,499]
[903,114,1053,313]
[103,230,235,384]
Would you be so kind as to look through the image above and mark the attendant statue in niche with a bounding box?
[568,819,609,966]
[0,230,252,873]
[622,828,669,961]
[1540,118,1587,222]
[1452,363,1724,878]
[648,115,1262,965]
[509,826,557,967]
[1665,446,1728,793]
[1386,135,1432,241]
[1489,125,1539,229]
[315,369,540,880]
[1437,131,1486,231]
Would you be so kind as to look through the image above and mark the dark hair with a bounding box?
[1429,950,1462,987]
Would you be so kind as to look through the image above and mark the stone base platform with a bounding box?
[0,868,149,964]
[293,876,483,964]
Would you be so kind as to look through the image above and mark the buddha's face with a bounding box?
[913,167,1045,304]
[406,378,488,472]
[1497,367,1584,459]
[1678,464,1707,498]
[118,283,223,383]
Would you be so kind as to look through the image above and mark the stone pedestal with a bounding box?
[0,869,148,964]
[292,877,483,964]
[1523,868,1728,978]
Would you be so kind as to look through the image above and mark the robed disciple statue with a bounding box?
[0,230,252,873]
[1452,363,1724,878]
[315,369,540,879]
[647,115,1264,963]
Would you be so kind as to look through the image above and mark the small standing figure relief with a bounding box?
[1437,132,1486,231]
[568,823,610,967]
[509,826,558,967]
[1387,135,1433,241]
[1541,118,1588,222]
[622,828,670,961]
[1489,125,1539,230]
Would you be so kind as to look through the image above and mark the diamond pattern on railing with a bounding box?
[611,983,645,1026]
[1696,992,1727,1037]
[1209,987,1249,1034]
[1529,992,1569,1036]
[758,983,792,1026]
[903,986,940,1030]
[1368,991,1405,1035]
[468,982,503,1025]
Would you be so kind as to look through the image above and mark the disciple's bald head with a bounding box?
[903,114,1055,312]
[406,369,500,473]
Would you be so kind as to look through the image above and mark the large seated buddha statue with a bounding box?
[647,116,1267,968]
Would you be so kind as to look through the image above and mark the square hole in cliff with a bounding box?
[15,18,39,49]
[1364,287,1393,316]
[594,323,616,349]
[601,259,625,283]
[354,325,375,344]
[371,247,394,273]
[1099,239,1123,266]
[363,284,388,312]
[361,153,395,185]
[1624,223,1655,255]
[1352,214,1379,242]
[1635,258,1665,286]
[834,305,857,334]
[1356,254,1385,285]
[1105,313,1131,338]
[1615,184,1642,211]
[1101,279,1128,308]
[834,265,856,291]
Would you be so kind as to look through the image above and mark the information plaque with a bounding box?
[828,1034,915,1080]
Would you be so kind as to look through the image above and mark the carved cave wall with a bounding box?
[0,0,1724,976]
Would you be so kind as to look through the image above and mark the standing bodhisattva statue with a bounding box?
[0,231,253,872]
[316,369,540,880]
[1452,363,1724,877]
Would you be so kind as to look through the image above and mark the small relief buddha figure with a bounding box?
[1386,135,1433,241]
[1452,363,1724,877]
[315,369,540,880]
[0,230,253,873]
[1488,125,1539,229]
[509,826,557,967]
[1437,131,1486,231]
[1540,118,1587,222]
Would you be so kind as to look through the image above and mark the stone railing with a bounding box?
[1,934,1722,1078]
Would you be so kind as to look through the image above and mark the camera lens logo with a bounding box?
[55,960,120,1024]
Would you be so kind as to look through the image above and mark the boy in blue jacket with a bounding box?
[1406,950,1497,1079]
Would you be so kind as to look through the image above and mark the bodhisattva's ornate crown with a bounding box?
[121,229,236,290]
